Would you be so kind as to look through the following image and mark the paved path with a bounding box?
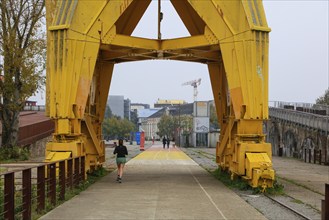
[181,147,328,212]
[41,145,266,220]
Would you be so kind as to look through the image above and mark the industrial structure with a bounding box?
[45,0,274,189]
[182,78,201,102]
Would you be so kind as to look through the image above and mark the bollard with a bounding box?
[319,150,322,165]
[314,149,317,164]
[309,149,312,163]
[323,184,329,220]
[322,200,325,220]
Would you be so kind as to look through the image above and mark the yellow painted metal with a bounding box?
[45,0,274,188]
[45,152,71,162]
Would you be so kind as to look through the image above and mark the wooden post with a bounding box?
[37,166,45,212]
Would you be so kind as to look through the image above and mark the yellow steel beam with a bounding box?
[162,35,218,50]
[110,34,159,50]
[115,0,151,35]
[170,0,206,35]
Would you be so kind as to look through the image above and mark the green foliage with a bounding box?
[179,115,193,136]
[102,117,136,139]
[253,180,285,195]
[0,0,46,148]
[0,146,29,162]
[209,104,219,130]
[316,89,329,105]
[130,109,138,128]
[157,114,176,138]
[104,105,113,118]
[212,168,285,195]
[212,168,251,190]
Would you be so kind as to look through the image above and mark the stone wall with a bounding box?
[28,135,52,159]
[266,118,329,164]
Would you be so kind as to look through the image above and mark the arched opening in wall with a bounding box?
[268,122,280,156]
[302,137,316,162]
[282,130,297,158]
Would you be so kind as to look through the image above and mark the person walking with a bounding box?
[167,138,170,149]
[113,139,128,183]
[162,136,166,149]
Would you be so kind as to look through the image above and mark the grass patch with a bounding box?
[263,181,285,195]
[0,146,29,162]
[291,198,304,204]
[211,168,250,191]
[211,168,285,195]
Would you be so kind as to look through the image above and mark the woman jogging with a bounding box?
[113,139,128,183]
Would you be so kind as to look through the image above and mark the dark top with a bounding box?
[113,145,128,158]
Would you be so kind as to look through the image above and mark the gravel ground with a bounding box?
[181,147,322,220]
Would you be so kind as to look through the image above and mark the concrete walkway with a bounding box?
[41,145,266,220]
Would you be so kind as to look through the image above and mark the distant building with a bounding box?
[131,103,150,111]
[124,99,131,120]
[25,100,37,106]
[141,103,194,141]
[154,99,187,108]
[108,95,124,119]
[141,101,214,147]
[137,108,160,132]
[107,95,131,120]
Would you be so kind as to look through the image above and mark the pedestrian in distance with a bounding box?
[162,137,166,149]
[113,139,128,183]
[167,138,170,149]
[172,137,175,148]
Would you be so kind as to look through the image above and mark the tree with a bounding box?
[0,0,45,149]
[102,117,136,140]
[316,89,329,105]
[157,114,176,139]
[104,105,113,119]
[209,104,219,130]
[179,115,193,147]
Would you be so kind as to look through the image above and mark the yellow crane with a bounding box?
[45,0,274,190]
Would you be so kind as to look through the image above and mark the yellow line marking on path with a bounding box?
[133,148,193,160]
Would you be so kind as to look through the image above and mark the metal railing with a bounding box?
[23,105,46,111]
[0,156,85,220]
[269,107,329,133]
[269,101,329,115]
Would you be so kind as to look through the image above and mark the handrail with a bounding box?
[269,101,329,115]
[269,107,329,132]
[0,156,85,220]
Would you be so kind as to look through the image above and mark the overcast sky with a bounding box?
[33,0,328,107]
